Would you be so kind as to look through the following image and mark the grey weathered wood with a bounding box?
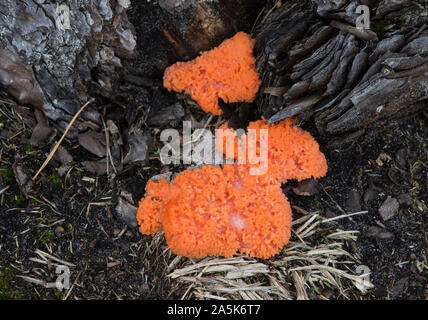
[0,0,136,125]
[0,0,426,146]
[255,0,427,140]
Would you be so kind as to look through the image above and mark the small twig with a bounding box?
[17,275,47,287]
[102,117,109,175]
[0,186,9,195]
[292,205,310,215]
[319,182,347,215]
[35,249,76,268]
[8,128,25,141]
[250,7,266,35]
[0,98,16,105]
[182,114,214,146]
[32,98,95,181]
[259,1,281,29]
[63,271,82,300]
[101,116,117,175]
[321,211,368,224]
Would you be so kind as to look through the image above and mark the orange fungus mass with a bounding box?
[137,119,328,259]
[137,164,292,258]
[216,119,328,183]
[163,32,261,115]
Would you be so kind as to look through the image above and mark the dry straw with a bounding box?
[143,209,373,300]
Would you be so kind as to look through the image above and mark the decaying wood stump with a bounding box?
[254,0,427,144]
[126,0,266,77]
[0,0,427,149]
[0,0,265,129]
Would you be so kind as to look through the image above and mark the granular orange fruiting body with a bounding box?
[137,120,328,259]
[163,32,261,115]
[216,119,328,183]
[137,164,292,259]
[139,31,328,259]
[137,178,169,236]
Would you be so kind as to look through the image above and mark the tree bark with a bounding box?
[254,0,427,144]
[0,0,265,128]
[0,0,426,146]
[0,0,136,126]
[126,0,267,77]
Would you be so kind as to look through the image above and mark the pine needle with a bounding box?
[32,98,95,181]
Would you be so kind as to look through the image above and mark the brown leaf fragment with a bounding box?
[363,182,382,203]
[0,49,45,108]
[390,276,409,298]
[12,158,34,197]
[115,197,138,228]
[397,193,413,206]
[120,190,135,205]
[123,130,150,164]
[292,179,319,196]
[14,106,36,128]
[82,160,108,175]
[30,110,56,147]
[379,196,400,221]
[30,123,55,147]
[364,226,394,240]
[345,189,362,212]
[78,131,107,158]
[53,145,73,166]
[57,166,69,177]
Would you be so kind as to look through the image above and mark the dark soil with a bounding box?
[1,97,426,299]
[286,114,428,299]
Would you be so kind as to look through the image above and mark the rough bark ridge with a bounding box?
[0,0,265,136]
[0,0,427,145]
[254,0,427,141]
